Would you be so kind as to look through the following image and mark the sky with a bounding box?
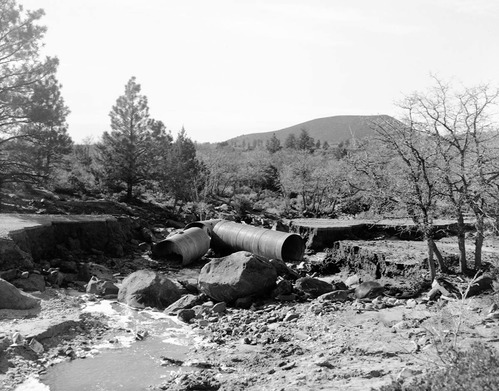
[18,0,499,143]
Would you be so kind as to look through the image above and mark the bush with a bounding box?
[376,343,499,391]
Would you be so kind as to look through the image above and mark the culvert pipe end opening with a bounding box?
[281,234,305,262]
[153,227,210,265]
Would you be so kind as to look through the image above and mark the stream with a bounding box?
[15,300,196,391]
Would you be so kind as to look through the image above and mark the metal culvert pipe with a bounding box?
[211,221,304,262]
[184,219,222,237]
[153,227,210,265]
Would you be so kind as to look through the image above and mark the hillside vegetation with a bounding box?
[226,115,391,148]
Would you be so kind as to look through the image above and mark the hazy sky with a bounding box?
[19,0,499,143]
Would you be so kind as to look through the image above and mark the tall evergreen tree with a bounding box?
[265,133,282,153]
[0,0,59,192]
[18,75,73,181]
[297,128,315,152]
[284,133,297,149]
[162,127,202,209]
[98,77,154,200]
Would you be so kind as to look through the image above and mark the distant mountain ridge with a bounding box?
[226,115,392,147]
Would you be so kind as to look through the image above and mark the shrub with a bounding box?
[376,343,499,391]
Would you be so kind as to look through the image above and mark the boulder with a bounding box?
[295,277,333,298]
[118,270,181,309]
[355,281,384,299]
[12,273,46,292]
[198,251,277,303]
[0,278,40,309]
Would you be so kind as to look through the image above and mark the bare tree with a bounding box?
[410,78,499,271]
[369,114,447,280]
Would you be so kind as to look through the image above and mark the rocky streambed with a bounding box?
[2,213,499,391]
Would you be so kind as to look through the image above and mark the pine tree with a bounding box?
[98,77,154,200]
[265,133,282,153]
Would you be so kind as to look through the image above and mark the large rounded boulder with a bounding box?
[118,270,181,309]
[198,251,277,303]
[0,278,40,310]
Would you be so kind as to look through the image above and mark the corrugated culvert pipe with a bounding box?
[153,227,210,265]
[210,220,304,262]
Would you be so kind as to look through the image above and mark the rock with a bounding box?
[283,312,299,322]
[295,277,333,298]
[0,240,34,271]
[212,302,227,314]
[466,275,494,298]
[269,259,300,281]
[12,273,46,292]
[164,294,204,314]
[0,269,18,282]
[86,276,119,296]
[406,299,417,308]
[355,281,384,299]
[46,269,65,286]
[331,280,348,291]
[0,278,40,310]
[177,308,196,323]
[178,278,199,294]
[118,270,181,309]
[235,296,254,309]
[271,279,294,298]
[198,251,277,302]
[345,274,361,287]
[318,290,350,302]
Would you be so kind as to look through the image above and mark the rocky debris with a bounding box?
[164,294,206,314]
[118,270,181,309]
[269,258,300,281]
[11,272,46,292]
[295,276,333,298]
[86,276,119,296]
[78,262,115,282]
[198,251,277,303]
[153,370,221,391]
[355,281,384,299]
[318,290,350,302]
[0,279,40,309]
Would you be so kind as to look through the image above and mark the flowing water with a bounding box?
[15,300,195,391]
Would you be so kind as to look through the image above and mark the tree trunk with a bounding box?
[430,239,447,273]
[474,213,484,270]
[427,236,436,281]
[126,182,133,201]
[456,213,467,273]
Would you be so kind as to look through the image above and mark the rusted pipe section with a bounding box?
[153,227,210,265]
[211,220,304,262]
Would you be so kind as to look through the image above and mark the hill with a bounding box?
[226,115,391,148]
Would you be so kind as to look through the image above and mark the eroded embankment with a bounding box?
[0,214,133,270]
